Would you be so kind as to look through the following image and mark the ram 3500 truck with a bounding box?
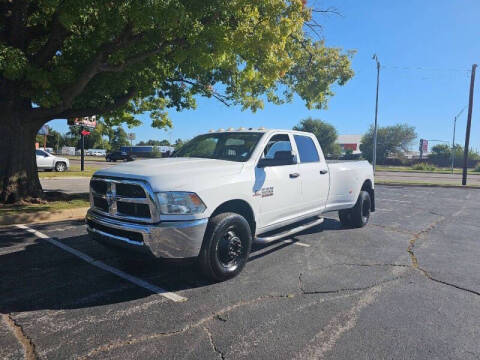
[86,129,374,281]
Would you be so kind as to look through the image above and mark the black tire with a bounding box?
[350,191,371,228]
[55,162,66,172]
[338,209,352,227]
[198,212,252,282]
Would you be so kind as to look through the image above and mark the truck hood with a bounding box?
[93,157,245,192]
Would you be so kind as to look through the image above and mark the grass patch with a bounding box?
[38,165,96,178]
[411,163,437,171]
[0,193,90,216]
[375,165,479,175]
[64,155,106,162]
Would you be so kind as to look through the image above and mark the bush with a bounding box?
[412,163,437,171]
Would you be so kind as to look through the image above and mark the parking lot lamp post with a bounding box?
[451,107,466,174]
[372,54,380,172]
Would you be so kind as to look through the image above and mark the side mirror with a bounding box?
[257,151,295,167]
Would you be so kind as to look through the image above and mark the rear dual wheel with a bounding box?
[198,212,252,282]
[339,191,371,228]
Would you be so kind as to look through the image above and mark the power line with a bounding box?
[381,65,471,73]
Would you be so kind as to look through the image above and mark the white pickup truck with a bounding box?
[86,129,374,281]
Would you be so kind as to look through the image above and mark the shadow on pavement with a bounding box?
[0,217,346,313]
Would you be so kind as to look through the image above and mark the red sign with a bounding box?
[68,115,97,128]
[81,130,90,136]
[422,139,428,153]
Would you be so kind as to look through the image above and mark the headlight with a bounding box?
[156,192,206,215]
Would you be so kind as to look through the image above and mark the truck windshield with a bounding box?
[173,132,264,162]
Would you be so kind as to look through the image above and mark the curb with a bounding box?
[0,207,89,226]
[39,176,90,180]
[376,181,480,189]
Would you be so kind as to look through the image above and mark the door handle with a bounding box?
[289,172,300,178]
[320,169,328,175]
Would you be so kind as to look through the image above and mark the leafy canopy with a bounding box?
[360,124,417,163]
[1,0,354,128]
[293,117,341,156]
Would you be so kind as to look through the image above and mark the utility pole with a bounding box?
[80,126,85,172]
[372,54,380,172]
[462,64,477,185]
[451,106,466,174]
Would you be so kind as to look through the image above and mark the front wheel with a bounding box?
[55,162,66,172]
[198,212,252,282]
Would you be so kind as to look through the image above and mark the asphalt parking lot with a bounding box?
[1,185,479,359]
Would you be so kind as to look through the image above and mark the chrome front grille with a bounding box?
[89,177,159,223]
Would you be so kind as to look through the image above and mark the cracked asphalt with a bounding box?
[1,185,479,359]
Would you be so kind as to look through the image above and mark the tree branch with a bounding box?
[97,43,170,73]
[30,87,137,122]
[167,77,231,106]
[33,5,71,66]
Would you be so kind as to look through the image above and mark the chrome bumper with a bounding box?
[86,209,208,259]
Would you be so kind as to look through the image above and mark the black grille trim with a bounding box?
[117,201,151,218]
[93,197,108,212]
[87,219,144,244]
[116,183,146,198]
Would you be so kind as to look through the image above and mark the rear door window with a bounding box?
[294,135,320,163]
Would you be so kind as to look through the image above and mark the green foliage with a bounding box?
[137,139,171,146]
[2,0,354,128]
[360,124,417,163]
[429,144,480,167]
[151,146,162,158]
[474,164,480,172]
[412,163,437,171]
[174,138,186,150]
[293,117,339,156]
[110,127,130,150]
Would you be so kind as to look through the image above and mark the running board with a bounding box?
[255,217,324,244]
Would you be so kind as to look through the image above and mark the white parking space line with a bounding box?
[15,224,187,303]
[283,239,311,247]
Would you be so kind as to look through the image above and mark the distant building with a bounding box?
[61,146,76,156]
[337,135,362,154]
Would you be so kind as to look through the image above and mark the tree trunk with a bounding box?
[0,112,44,203]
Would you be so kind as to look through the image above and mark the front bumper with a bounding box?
[86,209,208,259]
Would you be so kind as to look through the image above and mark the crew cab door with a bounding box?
[254,133,302,229]
[293,134,330,213]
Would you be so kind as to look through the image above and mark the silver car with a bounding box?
[36,149,70,172]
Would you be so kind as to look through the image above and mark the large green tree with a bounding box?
[429,143,480,167]
[360,124,417,163]
[293,117,341,156]
[137,139,171,146]
[0,0,353,202]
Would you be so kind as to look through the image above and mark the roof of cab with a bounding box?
[205,127,313,137]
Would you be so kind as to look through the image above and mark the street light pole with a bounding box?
[451,107,466,174]
[462,64,477,186]
[372,54,380,172]
[451,117,456,174]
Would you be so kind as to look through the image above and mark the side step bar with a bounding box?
[255,217,324,244]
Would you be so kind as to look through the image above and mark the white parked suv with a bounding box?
[86,129,374,281]
[36,149,70,172]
